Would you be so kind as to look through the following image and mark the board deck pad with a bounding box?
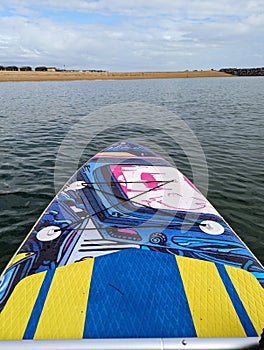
[0,142,263,341]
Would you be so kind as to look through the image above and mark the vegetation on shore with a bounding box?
[219,67,264,76]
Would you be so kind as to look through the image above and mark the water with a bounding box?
[0,77,263,272]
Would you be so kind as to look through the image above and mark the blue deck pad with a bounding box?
[84,249,196,338]
[216,264,257,337]
[23,268,55,339]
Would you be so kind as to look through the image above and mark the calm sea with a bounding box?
[0,77,263,272]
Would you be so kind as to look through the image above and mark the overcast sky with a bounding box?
[0,0,263,71]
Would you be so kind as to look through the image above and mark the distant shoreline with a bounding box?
[0,70,232,82]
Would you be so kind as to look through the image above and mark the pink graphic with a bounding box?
[110,164,216,213]
[140,172,158,189]
[118,228,138,236]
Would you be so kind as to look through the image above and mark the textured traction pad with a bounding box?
[0,249,263,340]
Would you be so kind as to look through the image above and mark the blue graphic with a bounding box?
[0,141,263,313]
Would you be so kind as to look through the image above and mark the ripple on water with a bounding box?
[0,77,263,272]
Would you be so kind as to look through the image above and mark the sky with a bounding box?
[0,0,263,71]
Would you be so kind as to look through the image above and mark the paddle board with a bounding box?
[0,142,263,349]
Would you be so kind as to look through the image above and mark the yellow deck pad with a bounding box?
[176,256,246,337]
[0,271,45,340]
[226,265,264,335]
[34,259,94,339]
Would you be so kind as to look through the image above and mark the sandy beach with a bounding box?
[0,70,232,82]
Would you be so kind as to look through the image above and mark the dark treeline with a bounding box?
[0,65,107,72]
[219,67,264,76]
[0,66,57,71]
[0,65,32,71]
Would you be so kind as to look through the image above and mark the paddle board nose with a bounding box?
[0,141,263,343]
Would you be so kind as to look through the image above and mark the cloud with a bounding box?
[0,0,263,70]
[4,0,263,18]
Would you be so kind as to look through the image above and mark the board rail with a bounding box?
[0,337,261,350]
